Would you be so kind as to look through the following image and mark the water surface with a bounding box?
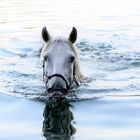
[0,0,140,139]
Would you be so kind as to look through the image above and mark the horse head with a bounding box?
[41,27,81,100]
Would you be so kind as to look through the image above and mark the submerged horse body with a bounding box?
[40,27,81,100]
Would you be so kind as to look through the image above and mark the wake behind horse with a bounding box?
[40,27,82,100]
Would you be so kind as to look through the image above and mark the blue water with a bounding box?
[0,0,140,139]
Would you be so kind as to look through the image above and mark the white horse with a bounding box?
[41,27,82,100]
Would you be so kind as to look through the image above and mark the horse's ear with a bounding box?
[69,27,77,43]
[42,27,50,43]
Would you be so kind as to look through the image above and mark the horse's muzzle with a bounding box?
[47,79,68,101]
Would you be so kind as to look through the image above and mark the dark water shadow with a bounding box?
[42,100,76,140]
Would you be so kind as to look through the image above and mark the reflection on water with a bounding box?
[42,101,76,140]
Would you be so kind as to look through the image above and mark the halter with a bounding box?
[43,60,79,93]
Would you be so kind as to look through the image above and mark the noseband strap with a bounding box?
[48,74,70,90]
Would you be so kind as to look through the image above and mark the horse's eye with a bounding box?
[69,56,75,63]
[44,56,48,61]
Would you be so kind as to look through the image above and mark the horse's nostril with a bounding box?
[62,88,68,94]
[47,88,53,93]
